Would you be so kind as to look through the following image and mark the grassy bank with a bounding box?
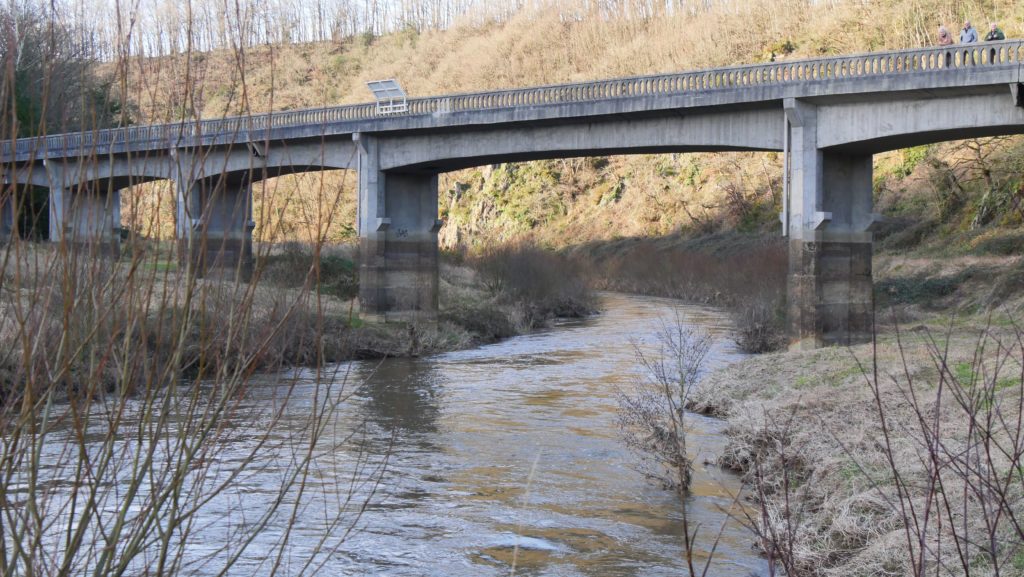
[0,239,595,398]
[691,322,1024,576]
[682,233,1024,575]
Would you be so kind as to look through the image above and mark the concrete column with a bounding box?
[785,99,875,350]
[48,185,121,257]
[177,173,254,280]
[356,134,440,322]
[0,192,12,241]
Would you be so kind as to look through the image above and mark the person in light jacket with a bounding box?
[960,21,979,65]
[960,21,979,43]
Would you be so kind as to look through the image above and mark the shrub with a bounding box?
[579,233,788,353]
[470,243,596,327]
[616,316,713,494]
[260,242,358,300]
[439,302,518,342]
[0,239,375,576]
[875,271,968,308]
[731,296,787,353]
[970,231,1024,256]
[986,258,1024,304]
[877,218,938,252]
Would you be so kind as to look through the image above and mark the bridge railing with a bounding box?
[4,40,1023,159]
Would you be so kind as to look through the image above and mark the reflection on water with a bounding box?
[357,359,444,439]
[22,293,768,576]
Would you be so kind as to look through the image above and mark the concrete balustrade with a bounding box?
[3,43,1024,346]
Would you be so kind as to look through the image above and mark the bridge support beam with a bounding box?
[786,99,874,350]
[48,186,122,257]
[177,174,254,280]
[357,135,440,322]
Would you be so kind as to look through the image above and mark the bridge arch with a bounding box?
[817,91,1024,153]
[378,110,783,173]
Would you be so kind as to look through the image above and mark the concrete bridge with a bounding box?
[3,41,1024,349]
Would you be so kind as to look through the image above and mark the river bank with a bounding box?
[0,240,595,402]
[5,228,1022,575]
[570,227,1024,574]
[688,252,1024,576]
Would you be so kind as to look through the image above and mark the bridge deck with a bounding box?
[2,40,1022,162]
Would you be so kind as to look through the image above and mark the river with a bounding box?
[290,293,767,576]
[17,293,768,576]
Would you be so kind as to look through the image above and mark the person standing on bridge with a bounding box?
[985,22,1005,41]
[937,26,954,46]
[937,26,955,67]
[960,21,979,43]
[960,21,979,65]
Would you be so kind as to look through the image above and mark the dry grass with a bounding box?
[691,314,1024,576]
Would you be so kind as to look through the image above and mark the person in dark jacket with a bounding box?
[985,22,1005,41]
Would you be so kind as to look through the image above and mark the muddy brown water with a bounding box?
[28,293,769,576]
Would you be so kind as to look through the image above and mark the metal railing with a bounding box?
[3,40,1022,160]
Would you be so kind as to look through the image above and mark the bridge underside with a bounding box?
[352,154,877,350]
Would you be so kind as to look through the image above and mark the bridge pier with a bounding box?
[176,174,254,280]
[357,135,440,322]
[0,193,12,241]
[786,99,875,350]
[48,186,122,257]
